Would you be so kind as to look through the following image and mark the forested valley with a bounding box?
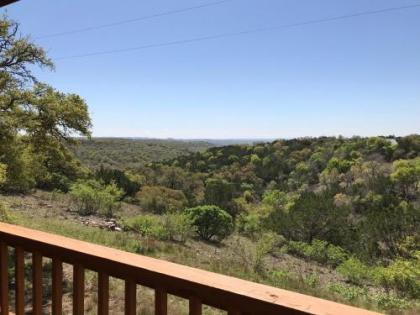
[1,15,419,314]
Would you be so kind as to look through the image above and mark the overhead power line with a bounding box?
[35,0,233,39]
[55,3,420,61]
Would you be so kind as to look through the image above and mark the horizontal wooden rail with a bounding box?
[0,223,382,315]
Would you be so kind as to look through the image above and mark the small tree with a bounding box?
[69,179,123,217]
[184,205,233,242]
[162,213,196,243]
[391,158,420,200]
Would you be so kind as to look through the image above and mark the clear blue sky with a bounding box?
[4,0,420,139]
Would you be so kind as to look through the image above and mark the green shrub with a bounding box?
[69,179,123,217]
[162,213,196,243]
[231,232,280,273]
[327,283,367,301]
[136,185,187,214]
[304,239,329,263]
[286,241,309,257]
[304,273,320,288]
[0,202,14,223]
[184,205,233,242]
[122,215,168,240]
[374,293,410,311]
[326,244,348,267]
[286,240,348,267]
[0,163,6,185]
[236,212,263,239]
[337,257,371,285]
[373,257,420,298]
[254,232,280,272]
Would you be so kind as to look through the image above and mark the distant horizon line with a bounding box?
[74,134,418,141]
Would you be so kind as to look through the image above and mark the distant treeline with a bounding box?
[71,138,214,170]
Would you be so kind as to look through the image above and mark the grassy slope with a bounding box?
[71,138,214,169]
[2,191,419,315]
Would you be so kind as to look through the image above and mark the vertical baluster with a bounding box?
[73,264,84,315]
[52,258,63,315]
[189,296,202,315]
[15,247,24,315]
[124,280,136,315]
[0,242,8,315]
[98,272,109,315]
[32,252,43,315]
[155,288,167,315]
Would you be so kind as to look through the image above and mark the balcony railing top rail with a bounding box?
[0,222,381,315]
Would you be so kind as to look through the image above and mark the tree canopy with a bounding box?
[0,16,91,192]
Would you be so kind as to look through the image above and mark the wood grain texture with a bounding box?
[73,264,84,315]
[189,296,202,315]
[98,273,109,315]
[52,258,63,315]
[0,242,8,315]
[32,252,43,315]
[124,280,136,315]
[0,223,382,315]
[14,247,24,315]
[155,288,167,315]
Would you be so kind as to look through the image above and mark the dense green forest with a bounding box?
[71,138,213,169]
[0,15,419,314]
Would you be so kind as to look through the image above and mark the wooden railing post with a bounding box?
[0,242,8,315]
[52,258,63,315]
[124,280,136,315]
[15,247,25,315]
[189,296,202,315]
[73,264,85,315]
[155,288,167,315]
[32,252,43,315]
[98,272,109,315]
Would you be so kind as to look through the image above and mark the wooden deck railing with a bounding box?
[0,222,381,315]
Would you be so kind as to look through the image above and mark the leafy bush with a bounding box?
[136,185,187,214]
[286,240,348,267]
[122,215,169,240]
[304,273,320,288]
[337,257,371,285]
[374,293,411,311]
[231,232,280,273]
[162,213,196,243]
[0,202,14,223]
[69,179,123,217]
[0,163,6,185]
[326,244,349,267]
[373,256,420,298]
[327,283,368,302]
[236,212,263,239]
[123,213,195,244]
[184,205,233,242]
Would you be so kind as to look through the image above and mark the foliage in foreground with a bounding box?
[0,16,91,193]
[184,205,234,242]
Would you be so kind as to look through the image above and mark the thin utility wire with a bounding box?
[35,0,233,39]
[55,3,420,61]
